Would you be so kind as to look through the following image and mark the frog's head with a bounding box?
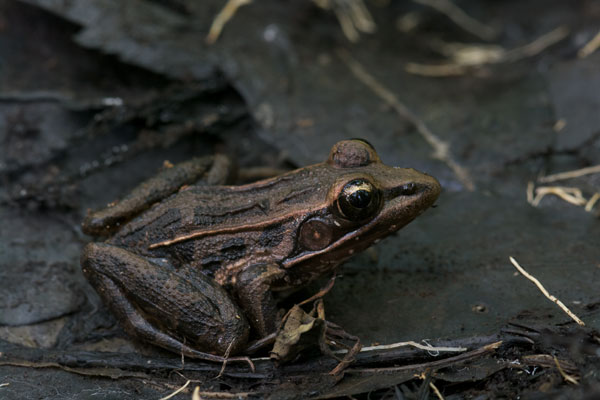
[283,139,440,271]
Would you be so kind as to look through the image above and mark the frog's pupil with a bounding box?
[349,189,371,208]
[336,179,380,221]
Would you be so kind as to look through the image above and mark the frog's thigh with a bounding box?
[81,243,249,357]
[235,263,287,337]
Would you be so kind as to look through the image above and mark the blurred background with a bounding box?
[1,0,600,398]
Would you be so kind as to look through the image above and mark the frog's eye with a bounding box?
[336,179,381,221]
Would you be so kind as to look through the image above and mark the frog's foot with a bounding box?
[324,320,362,375]
[244,332,277,354]
[270,299,361,374]
[81,243,251,365]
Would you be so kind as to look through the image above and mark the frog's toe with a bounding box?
[82,213,118,236]
[80,242,106,281]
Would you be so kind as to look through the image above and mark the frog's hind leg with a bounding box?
[81,243,250,364]
[83,154,233,236]
[90,272,232,363]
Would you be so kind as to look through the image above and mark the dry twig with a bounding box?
[578,30,600,58]
[191,390,250,399]
[509,257,585,327]
[339,50,475,190]
[217,341,236,378]
[350,341,502,374]
[360,341,466,353]
[192,386,248,400]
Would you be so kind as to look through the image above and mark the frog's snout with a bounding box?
[420,173,441,206]
[383,169,441,208]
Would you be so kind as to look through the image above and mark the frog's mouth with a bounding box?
[282,172,441,269]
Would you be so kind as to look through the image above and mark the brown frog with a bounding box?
[81,139,441,362]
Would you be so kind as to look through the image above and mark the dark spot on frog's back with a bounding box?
[194,206,226,227]
[220,237,247,261]
[168,241,197,266]
[200,259,222,276]
[200,237,247,276]
[152,208,183,232]
[258,223,286,248]
[115,207,182,246]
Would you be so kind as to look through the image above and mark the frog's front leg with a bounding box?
[235,264,287,337]
[81,243,250,360]
[83,154,233,236]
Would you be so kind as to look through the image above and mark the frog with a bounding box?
[81,139,441,362]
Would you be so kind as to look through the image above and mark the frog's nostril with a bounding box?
[399,182,417,195]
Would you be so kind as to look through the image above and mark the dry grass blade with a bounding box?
[578,30,600,58]
[585,193,600,212]
[530,186,586,207]
[509,257,585,327]
[192,386,201,400]
[206,0,253,45]
[526,181,535,203]
[528,174,600,213]
[158,380,190,400]
[538,164,600,183]
[345,0,376,33]
[553,356,580,385]
[502,26,569,61]
[430,381,445,400]
[406,26,568,77]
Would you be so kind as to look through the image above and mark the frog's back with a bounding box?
[109,166,332,278]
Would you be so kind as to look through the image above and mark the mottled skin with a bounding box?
[81,139,441,361]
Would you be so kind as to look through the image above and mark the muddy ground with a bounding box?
[1,0,600,398]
